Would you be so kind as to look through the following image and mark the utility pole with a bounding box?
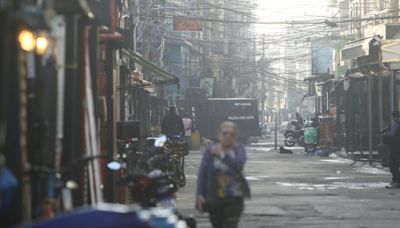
[261,34,266,124]
[275,92,280,150]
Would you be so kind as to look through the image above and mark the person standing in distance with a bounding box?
[161,106,184,137]
[385,111,400,189]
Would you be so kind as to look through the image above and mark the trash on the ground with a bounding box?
[279,146,293,154]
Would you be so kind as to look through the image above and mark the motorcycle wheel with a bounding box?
[284,135,296,147]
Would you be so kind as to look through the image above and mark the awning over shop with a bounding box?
[341,37,372,60]
[121,49,180,86]
[382,40,400,63]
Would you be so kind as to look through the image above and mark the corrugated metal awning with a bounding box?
[121,49,180,87]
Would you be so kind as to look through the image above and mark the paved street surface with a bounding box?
[177,139,400,228]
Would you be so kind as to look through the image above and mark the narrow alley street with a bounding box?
[178,141,400,228]
[5,1,400,227]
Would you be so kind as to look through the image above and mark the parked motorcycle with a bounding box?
[120,170,178,208]
[108,135,196,228]
[165,135,187,187]
[146,135,187,187]
[26,136,195,228]
[124,171,195,227]
[283,129,304,147]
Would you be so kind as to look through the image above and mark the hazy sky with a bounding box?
[254,0,334,76]
[255,0,332,34]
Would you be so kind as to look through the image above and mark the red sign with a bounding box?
[173,16,202,31]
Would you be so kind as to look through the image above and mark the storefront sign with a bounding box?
[173,16,202,31]
[228,116,255,120]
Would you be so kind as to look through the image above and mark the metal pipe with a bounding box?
[52,16,66,174]
[367,72,373,163]
[105,44,114,202]
[84,27,103,203]
[110,0,117,33]
[120,66,127,121]
[99,33,123,42]
[89,25,99,115]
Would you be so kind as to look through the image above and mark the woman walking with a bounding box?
[196,121,250,228]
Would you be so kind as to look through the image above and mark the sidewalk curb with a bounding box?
[332,151,390,172]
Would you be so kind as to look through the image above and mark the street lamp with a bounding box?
[17,28,50,55]
[18,29,36,52]
[35,33,50,55]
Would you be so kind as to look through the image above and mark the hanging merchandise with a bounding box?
[83,28,103,204]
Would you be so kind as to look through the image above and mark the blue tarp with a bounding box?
[21,204,180,228]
